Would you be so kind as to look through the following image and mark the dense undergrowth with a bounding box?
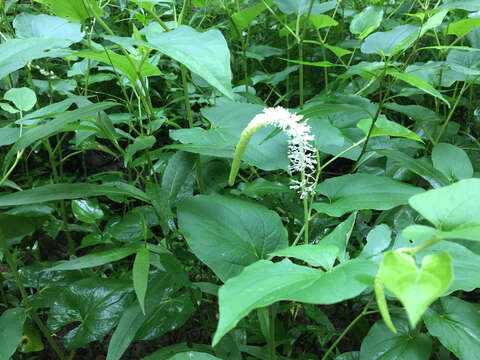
[1,0,480,359]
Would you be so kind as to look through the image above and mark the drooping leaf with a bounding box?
[0,182,148,206]
[424,296,480,360]
[359,317,433,360]
[350,6,383,39]
[177,195,288,282]
[313,174,423,217]
[448,18,480,39]
[144,25,234,100]
[431,143,473,181]
[47,278,132,349]
[378,251,453,327]
[0,307,26,360]
[212,258,377,346]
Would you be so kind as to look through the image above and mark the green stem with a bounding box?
[0,231,67,360]
[321,295,374,360]
[180,65,194,128]
[269,307,277,360]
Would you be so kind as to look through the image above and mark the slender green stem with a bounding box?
[269,307,277,360]
[321,295,374,360]
[0,232,67,360]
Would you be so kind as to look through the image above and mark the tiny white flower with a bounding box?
[251,106,317,198]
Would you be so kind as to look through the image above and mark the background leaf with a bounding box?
[177,195,288,282]
[0,308,26,360]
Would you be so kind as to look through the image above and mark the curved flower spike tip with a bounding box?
[228,106,317,199]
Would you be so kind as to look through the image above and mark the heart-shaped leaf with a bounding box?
[378,251,453,327]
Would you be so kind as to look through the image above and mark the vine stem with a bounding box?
[321,295,374,360]
[0,231,67,360]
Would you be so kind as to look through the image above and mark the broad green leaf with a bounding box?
[424,296,480,360]
[360,224,392,259]
[13,13,84,44]
[107,273,194,360]
[142,344,216,360]
[406,179,480,241]
[0,307,26,360]
[0,37,73,80]
[313,174,423,217]
[359,318,433,360]
[3,87,37,112]
[124,135,156,167]
[34,0,104,23]
[319,212,356,262]
[432,143,473,181]
[0,102,19,114]
[378,251,453,327]
[5,102,117,167]
[49,248,138,271]
[71,199,104,224]
[168,353,223,360]
[47,278,132,349]
[357,116,423,142]
[376,149,450,188]
[0,182,148,206]
[70,49,161,82]
[177,195,288,282]
[350,6,383,39]
[170,102,289,171]
[324,43,352,58]
[269,243,339,269]
[162,151,196,200]
[212,258,377,346]
[448,18,480,39]
[18,97,76,125]
[361,24,420,56]
[387,70,450,106]
[145,25,234,100]
[133,248,150,314]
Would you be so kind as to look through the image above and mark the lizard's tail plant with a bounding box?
[228,106,317,199]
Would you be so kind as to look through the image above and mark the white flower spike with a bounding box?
[229,106,317,198]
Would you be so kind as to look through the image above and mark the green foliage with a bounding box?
[1,0,480,358]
